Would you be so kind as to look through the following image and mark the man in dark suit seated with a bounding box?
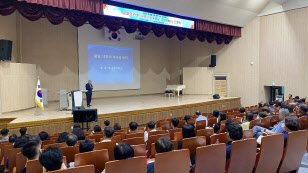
[225,120,243,161]
[85,80,93,107]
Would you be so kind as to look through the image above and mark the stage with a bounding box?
[1,94,241,135]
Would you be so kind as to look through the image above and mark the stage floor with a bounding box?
[1,94,238,124]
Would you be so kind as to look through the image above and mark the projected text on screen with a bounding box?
[88,44,133,83]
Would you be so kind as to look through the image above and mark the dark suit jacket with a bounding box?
[85,83,93,94]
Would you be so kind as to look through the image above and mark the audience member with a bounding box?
[102,127,115,142]
[114,123,121,131]
[144,121,156,143]
[104,120,110,127]
[213,112,227,133]
[178,124,195,149]
[213,110,220,118]
[72,124,80,130]
[21,140,41,173]
[282,115,299,148]
[147,137,174,173]
[253,108,289,138]
[194,111,208,127]
[66,134,78,147]
[114,142,134,160]
[39,146,66,172]
[14,136,29,148]
[9,134,17,143]
[288,94,293,100]
[171,117,180,129]
[298,104,308,117]
[287,106,295,116]
[239,107,246,114]
[73,128,86,140]
[129,122,138,132]
[67,139,95,168]
[184,115,191,124]
[0,128,9,142]
[225,120,243,161]
[19,127,27,136]
[261,107,271,116]
[38,131,49,141]
[92,125,102,135]
[57,132,69,143]
[258,112,267,118]
[241,112,253,130]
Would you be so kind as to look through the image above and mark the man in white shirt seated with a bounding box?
[101,127,115,142]
[194,111,208,127]
[144,121,157,143]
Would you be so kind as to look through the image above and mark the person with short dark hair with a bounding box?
[213,112,227,133]
[261,107,271,116]
[171,117,180,129]
[38,131,49,141]
[14,136,29,148]
[129,122,138,132]
[287,106,295,116]
[241,112,254,130]
[73,128,86,140]
[178,124,195,150]
[239,107,246,113]
[184,115,191,123]
[21,140,41,173]
[57,132,69,143]
[0,128,9,142]
[66,134,78,147]
[258,102,263,108]
[298,104,308,117]
[213,110,220,118]
[91,125,102,135]
[19,127,27,136]
[144,121,157,143]
[113,123,121,131]
[9,134,17,143]
[79,139,94,153]
[258,112,267,118]
[147,137,174,173]
[194,111,208,127]
[101,127,115,142]
[104,120,110,127]
[39,146,66,172]
[225,120,243,161]
[282,115,299,148]
[301,98,306,103]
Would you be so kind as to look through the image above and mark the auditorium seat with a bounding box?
[1,145,13,170]
[227,114,235,120]
[270,115,280,127]
[0,141,9,162]
[232,117,242,124]
[169,128,182,140]
[187,119,195,127]
[217,124,226,133]
[254,134,284,173]
[277,130,308,173]
[131,144,146,157]
[207,114,214,119]
[298,116,308,130]
[42,142,67,149]
[148,130,166,137]
[260,117,271,129]
[249,119,261,129]
[113,132,126,140]
[94,141,116,161]
[160,121,171,130]
[61,146,79,164]
[150,140,178,158]
[13,152,27,173]
[195,120,206,131]
[210,133,229,144]
[26,159,43,173]
[154,149,190,173]
[225,139,257,173]
[242,129,254,139]
[147,134,170,157]
[7,148,22,173]
[196,128,214,145]
[76,139,95,145]
[74,149,109,173]
[50,137,59,141]
[111,135,121,143]
[177,120,185,128]
[105,156,147,173]
[182,136,206,159]
[87,134,105,142]
[125,132,144,139]
[207,118,217,127]
[237,113,245,119]
[49,165,95,173]
[194,144,226,173]
[41,140,56,147]
[122,137,145,145]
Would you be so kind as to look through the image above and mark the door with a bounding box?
[214,76,227,97]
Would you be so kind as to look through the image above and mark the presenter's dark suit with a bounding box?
[85,83,93,106]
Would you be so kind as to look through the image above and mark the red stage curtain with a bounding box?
[17,0,103,14]
[0,0,235,44]
[196,20,241,37]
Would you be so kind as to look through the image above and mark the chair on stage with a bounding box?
[74,149,109,173]
[61,146,79,164]
[196,128,214,145]
[277,130,308,173]
[94,141,116,161]
[225,139,257,173]
[242,129,253,139]
[182,136,206,159]
[122,137,145,146]
[194,144,226,173]
[154,149,190,173]
[131,144,146,157]
[105,156,147,173]
[49,165,95,173]
[169,128,182,140]
[210,133,229,144]
[254,134,284,173]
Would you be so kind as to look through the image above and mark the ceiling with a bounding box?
[109,0,272,27]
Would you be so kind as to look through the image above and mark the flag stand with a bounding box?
[34,105,46,116]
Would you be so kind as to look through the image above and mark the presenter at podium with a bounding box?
[85,80,93,107]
